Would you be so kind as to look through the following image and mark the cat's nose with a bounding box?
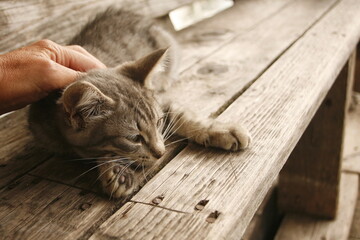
[150,143,165,159]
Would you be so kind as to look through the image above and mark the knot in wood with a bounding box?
[197,63,228,75]
[79,203,92,211]
[193,29,230,41]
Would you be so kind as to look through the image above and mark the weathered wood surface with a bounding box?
[89,0,360,239]
[343,154,360,174]
[165,0,339,116]
[0,108,52,189]
[278,55,350,219]
[26,0,291,189]
[349,177,360,240]
[0,0,359,239]
[0,175,116,240]
[343,93,360,174]
[170,0,291,73]
[275,173,359,240]
[353,44,360,92]
[0,0,195,53]
[242,186,281,240]
[0,0,295,238]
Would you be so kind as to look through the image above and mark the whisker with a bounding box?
[66,155,127,162]
[142,162,149,183]
[164,114,186,141]
[165,137,189,147]
[162,112,176,139]
[73,158,133,182]
[163,112,184,141]
[162,111,181,136]
[72,161,110,182]
[97,164,119,187]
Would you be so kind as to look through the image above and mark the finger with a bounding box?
[44,63,83,90]
[66,45,106,68]
[59,46,106,71]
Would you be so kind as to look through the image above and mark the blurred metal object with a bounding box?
[169,0,234,31]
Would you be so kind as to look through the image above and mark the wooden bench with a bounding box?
[1,0,360,239]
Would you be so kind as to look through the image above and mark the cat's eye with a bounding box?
[128,134,143,143]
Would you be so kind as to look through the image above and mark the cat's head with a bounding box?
[57,49,168,166]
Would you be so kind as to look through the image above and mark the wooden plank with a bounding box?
[29,0,289,188]
[242,186,282,240]
[343,94,360,174]
[349,177,360,240]
[89,0,360,239]
[162,0,339,116]
[275,173,359,240]
[29,140,186,194]
[354,44,360,92]
[0,0,194,53]
[278,54,350,219]
[347,49,357,110]
[0,109,52,188]
[0,175,115,239]
[0,2,295,238]
[343,155,360,174]
[169,0,291,72]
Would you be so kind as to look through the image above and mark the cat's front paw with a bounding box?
[204,122,251,151]
[98,163,137,199]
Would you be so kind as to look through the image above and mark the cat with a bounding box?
[28,9,251,199]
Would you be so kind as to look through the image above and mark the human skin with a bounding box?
[0,39,106,114]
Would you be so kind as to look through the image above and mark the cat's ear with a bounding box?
[58,81,115,130]
[118,48,167,87]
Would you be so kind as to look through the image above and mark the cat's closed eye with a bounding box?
[127,134,143,143]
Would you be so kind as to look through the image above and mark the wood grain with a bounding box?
[343,94,360,174]
[278,56,350,219]
[0,108,52,189]
[349,177,360,240]
[89,0,360,239]
[275,173,359,240]
[0,175,115,240]
[29,0,290,190]
[343,155,360,174]
[0,1,295,238]
[242,186,281,240]
[170,0,290,72]
[353,44,360,92]
[29,139,187,194]
[163,0,339,117]
[0,0,194,53]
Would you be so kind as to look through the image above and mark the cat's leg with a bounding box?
[97,161,137,198]
[164,105,251,151]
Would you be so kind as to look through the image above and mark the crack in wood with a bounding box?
[130,200,190,214]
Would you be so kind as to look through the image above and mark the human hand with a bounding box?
[0,39,106,114]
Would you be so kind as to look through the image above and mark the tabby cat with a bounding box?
[28,9,250,198]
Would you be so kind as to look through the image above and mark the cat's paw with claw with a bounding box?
[203,122,251,151]
[98,162,137,199]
